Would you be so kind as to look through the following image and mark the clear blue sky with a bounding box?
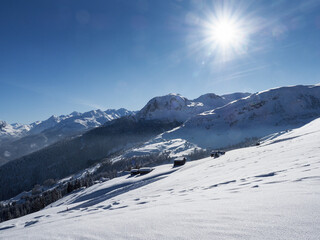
[1,0,320,124]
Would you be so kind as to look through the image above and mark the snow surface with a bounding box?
[1,117,320,239]
[112,134,200,162]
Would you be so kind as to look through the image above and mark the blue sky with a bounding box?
[1,0,320,124]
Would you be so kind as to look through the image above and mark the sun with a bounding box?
[197,5,252,62]
[209,17,245,51]
[212,19,240,48]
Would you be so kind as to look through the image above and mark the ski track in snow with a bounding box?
[1,118,320,239]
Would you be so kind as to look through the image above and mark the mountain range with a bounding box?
[162,84,320,148]
[1,84,320,202]
[113,84,320,161]
[0,108,134,166]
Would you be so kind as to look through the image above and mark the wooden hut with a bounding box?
[211,151,225,158]
[174,157,186,167]
[139,167,153,175]
[130,169,140,176]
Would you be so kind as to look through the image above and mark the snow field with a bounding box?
[1,118,320,239]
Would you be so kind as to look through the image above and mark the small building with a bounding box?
[174,157,186,167]
[139,167,154,175]
[211,151,225,158]
[130,169,140,176]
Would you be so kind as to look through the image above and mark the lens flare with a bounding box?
[205,12,249,62]
[188,2,256,64]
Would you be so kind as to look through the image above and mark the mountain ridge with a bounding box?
[2,85,319,203]
[0,108,134,165]
[137,92,251,122]
[162,84,320,148]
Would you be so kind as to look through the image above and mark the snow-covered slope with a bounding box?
[136,92,250,122]
[1,117,319,239]
[112,134,201,162]
[221,92,252,102]
[115,92,251,160]
[194,92,250,107]
[162,85,320,148]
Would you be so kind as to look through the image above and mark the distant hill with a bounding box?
[0,108,134,165]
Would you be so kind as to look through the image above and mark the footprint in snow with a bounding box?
[150,195,161,198]
[239,182,251,186]
[0,225,15,231]
[86,208,97,212]
[255,172,276,178]
[103,205,112,210]
[207,180,236,189]
[24,220,38,227]
[110,205,128,210]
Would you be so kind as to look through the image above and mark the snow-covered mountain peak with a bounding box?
[0,120,7,129]
[82,109,105,118]
[194,93,222,101]
[193,93,227,108]
[136,93,192,121]
[0,120,31,139]
[69,111,81,117]
[27,114,65,135]
[48,115,62,122]
[137,92,252,122]
[163,84,320,149]
[168,93,181,96]
[0,108,135,164]
[148,94,189,109]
